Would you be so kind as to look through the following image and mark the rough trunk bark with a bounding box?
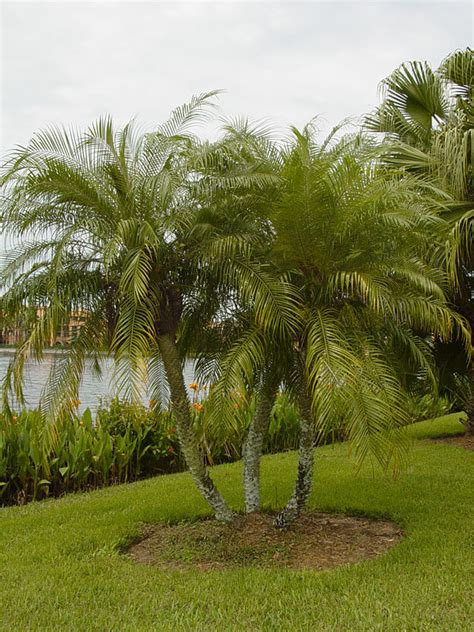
[274,386,315,528]
[242,375,278,513]
[466,358,474,435]
[157,333,234,522]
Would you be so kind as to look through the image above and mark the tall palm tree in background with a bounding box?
[209,124,468,526]
[366,48,474,431]
[0,94,298,522]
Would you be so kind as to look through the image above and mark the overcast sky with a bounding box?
[1,1,472,155]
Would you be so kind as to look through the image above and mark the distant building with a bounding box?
[0,309,88,346]
[0,327,22,346]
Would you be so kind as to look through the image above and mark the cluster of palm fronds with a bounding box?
[366,46,473,431]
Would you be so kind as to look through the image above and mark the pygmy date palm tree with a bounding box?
[272,126,470,525]
[210,123,469,526]
[0,94,298,521]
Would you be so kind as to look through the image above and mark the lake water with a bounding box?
[0,349,197,412]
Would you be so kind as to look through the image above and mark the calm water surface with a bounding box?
[0,349,196,412]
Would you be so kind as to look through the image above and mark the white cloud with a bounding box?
[1,0,472,153]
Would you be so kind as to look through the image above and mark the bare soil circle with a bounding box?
[127,511,402,572]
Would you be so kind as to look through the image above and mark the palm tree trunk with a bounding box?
[466,357,474,435]
[463,310,473,435]
[274,386,314,528]
[242,375,278,513]
[157,333,234,522]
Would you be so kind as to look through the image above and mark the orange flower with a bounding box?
[11,415,17,423]
[167,446,174,455]
[192,402,204,412]
[189,382,199,391]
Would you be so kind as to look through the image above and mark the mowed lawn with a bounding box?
[0,414,472,631]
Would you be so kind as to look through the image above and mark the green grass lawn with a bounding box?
[0,412,472,631]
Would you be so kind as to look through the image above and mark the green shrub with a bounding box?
[192,390,304,464]
[0,401,181,506]
[406,393,453,422]
[265,392,301,453]
[0,393,307,506]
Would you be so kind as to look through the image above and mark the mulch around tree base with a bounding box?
[127,511,402,571]
[431,434,474,451]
